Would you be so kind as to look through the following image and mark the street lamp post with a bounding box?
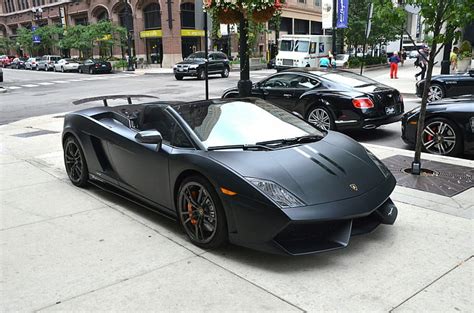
[124,0,134,71]
[238,16,251,97]
[31,7,43,23]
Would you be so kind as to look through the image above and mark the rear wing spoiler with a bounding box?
[72,94,159,107]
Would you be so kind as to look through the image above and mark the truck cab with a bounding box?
[275,35,332,70]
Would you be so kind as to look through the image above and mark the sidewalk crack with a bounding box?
[389,255,473,312]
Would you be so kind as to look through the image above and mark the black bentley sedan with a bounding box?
[222,69,404,131]
[402,97,474,157]
[78,59,112,74]
[416,70,474,102]
[173,51,230,80]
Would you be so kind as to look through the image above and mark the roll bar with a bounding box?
[72,94,159,107]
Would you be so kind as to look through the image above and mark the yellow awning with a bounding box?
[140,29,163,38]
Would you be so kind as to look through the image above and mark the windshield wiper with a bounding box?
[256,134,324,146]
[207,144,274,151]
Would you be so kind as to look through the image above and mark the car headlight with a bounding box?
[173,65,177,69]
[246,177,305,208]
[189,64,199,69]
[366,149,391,178]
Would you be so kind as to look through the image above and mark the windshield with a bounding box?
[175,99,324,148]
[294,40,309,52]
[316,71,378,87]
[187,52,206,59]
[336,55,347,60]
[280,40,293,52]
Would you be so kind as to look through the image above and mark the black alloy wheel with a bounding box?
[175,74,183,80]
[221,66,230,78]
[422,117,462,156]
[307,104,335,131]
[64,136,89,187]
[177,176,227,249]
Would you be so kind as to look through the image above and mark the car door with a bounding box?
[208,53,220,73]
[450,73,474,96]
[256,73,305,110]
[105,108,174,209]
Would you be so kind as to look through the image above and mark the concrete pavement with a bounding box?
[1,112,472,312]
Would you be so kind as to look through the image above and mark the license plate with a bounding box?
[385,106,397,115]
[178,69,184,72]
[102,64,106,67]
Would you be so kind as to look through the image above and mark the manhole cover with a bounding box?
[12,129,59,138]
[382,155,473,197]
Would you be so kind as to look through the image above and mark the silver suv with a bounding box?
[37,55,61,71]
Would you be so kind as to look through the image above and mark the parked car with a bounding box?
[416,70,474,102]
[37,55,62,71]
[0,67,3,82]
[78,59,112,74]
[222,68,404,131]
[401,96,474,157]
[173,51,230,80]
[335,54,350,68]
[10,57,28,69]
[0,55,15,67]
[54,58,80,72]
[25,57,41,70]
[63,95,398,255]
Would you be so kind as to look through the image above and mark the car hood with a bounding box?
[208,132,387,206]
[176,59,204,65]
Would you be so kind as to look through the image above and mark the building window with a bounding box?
[298,0,305,3]
[280,17,293,34]
[75,16,88,25]
[294,19,309,34]
[17,0,28,10]
[143,3,161,29]
[314,0,320,6]
[180,2,195,29]
[119,4,134,31]
[5,0,16,12]
[97,10,109,21]
[311,21,322,34]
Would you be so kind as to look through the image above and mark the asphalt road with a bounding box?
[0,67,420,152]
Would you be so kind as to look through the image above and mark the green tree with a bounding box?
[0,36,14,55]
[33,25,63,54]
[16,27,34,55]
[406,0,473,173]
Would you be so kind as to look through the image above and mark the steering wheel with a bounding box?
[273,80,286,87]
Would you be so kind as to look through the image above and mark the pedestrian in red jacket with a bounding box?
[389,51,401,79]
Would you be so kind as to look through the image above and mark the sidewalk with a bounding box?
[1,113,472,312]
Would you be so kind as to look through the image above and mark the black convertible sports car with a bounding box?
[402,96,474,157]
[63,95,398,255]
[222,69,404,131]
[416,70,474,102]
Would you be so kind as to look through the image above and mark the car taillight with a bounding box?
[352,98,374,109]
[95,64,100,67]
[65,62,69,64]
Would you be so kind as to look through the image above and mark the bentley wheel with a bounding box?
[177,176,227,249]
[64,136,89,187]
[307,105,335,131]
[422,118,461,156]
[427,84,444,102]
[221,67,230,78]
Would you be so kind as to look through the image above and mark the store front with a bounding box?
[140,29,163,64]
[181,29,204,58]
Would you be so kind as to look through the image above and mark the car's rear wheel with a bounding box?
[221,66,230,78]
[427,84,444,102]
[422,117,462,156]
[177,176,227,249]
[307,105,335,131]
[175,74,183,80]
[61,66,65,73]
[64,136,89,187]
[78,67,83,74]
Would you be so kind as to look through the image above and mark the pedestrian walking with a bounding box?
[328,50,334,65]
[401,49,407,66]
[389,51,401,79]
[450,47,459,73]
[415,46,429,80]
[319,56,331,69]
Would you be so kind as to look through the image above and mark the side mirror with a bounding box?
[135,130,163,150]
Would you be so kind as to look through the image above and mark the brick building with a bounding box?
[1,0,323,67]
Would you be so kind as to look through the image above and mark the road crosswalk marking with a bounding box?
[7,86,22,89]
[52,81,70,84]
[21,84,39,88]
[37,82,54,85]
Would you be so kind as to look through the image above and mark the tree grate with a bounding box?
[381,155,473,197]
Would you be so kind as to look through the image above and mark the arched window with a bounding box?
[144,3,161,29]
[180,2,195,29]
[97,10,109,21]
[118,4,134,31]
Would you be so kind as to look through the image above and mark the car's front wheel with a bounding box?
[427,84,444,102]
[197,69,206,80]
[64,136,89,187]
[422,117,462,156]
[177,176,228,249]
[307,104,335,131]
[89,67,94,74]
[61,66,65,73]
[175,74,183,80]
[78,67,83,74]
[221,66,230,78]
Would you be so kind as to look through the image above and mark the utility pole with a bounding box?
[331,0,337,55]
[238,15,251,97]
[204,11,209,100]
[124,0,134,71]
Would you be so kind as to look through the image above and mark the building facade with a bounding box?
[1,0,323,66]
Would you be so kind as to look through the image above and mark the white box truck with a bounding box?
[275,35,333,70]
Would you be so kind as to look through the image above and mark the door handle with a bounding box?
[283,93,293,98]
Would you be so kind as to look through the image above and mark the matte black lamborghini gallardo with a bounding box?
[222,69,404,131]
[63,95,398,255]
